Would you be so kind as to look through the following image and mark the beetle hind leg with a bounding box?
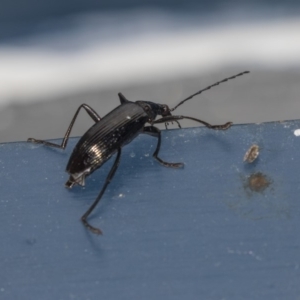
[81,148,122,235]
[143,126,184,168]
[27,138,66,149]
[27,104,101,149]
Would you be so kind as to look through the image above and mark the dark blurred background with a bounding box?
[0,0,300,142]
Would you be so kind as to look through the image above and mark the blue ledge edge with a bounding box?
[1,120,300,300]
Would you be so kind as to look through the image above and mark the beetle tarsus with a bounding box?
[27,137,47,144]
[209,121,232,130]
[27,138,65,149]
[81,217,103,235]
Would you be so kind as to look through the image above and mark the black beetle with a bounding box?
[28,71,249,234]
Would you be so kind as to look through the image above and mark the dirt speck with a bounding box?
[246,172,271,193]
[244,144,259,163]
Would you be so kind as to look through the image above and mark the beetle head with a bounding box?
[136,101,172,120]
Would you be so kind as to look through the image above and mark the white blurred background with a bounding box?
[0,0,300,142]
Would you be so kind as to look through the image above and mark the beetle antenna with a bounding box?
[170,71,249,112]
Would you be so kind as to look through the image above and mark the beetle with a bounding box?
[28,71,249,234]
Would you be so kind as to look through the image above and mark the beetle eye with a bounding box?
[145,105,150,111]
[161,104,171,116]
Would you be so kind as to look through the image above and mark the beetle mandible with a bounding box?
[28,71,249,234]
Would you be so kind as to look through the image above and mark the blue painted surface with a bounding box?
[1,120,300,299]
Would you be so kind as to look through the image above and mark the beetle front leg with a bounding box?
[27,104,101,149]
[143,126,183,168]
[154,115,232,130]
[165,120,182,130]
[81,148,122,235]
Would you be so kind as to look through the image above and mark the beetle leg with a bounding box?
[174,120,182,129]
[154,115,232,130]
[164,120,181,130]
[27,104,101,149]
[81,148,122,235]
[143,126,184,168]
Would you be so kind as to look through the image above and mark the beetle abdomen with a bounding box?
[66,102,148,175]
